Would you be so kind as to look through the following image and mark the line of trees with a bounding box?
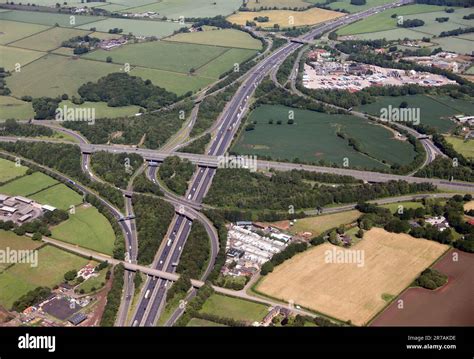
[64,101,193,149]
[91,151,143,189]
[204,168,436,211]
[100,264,124,326]
[12,287,52,312]
[78,73,177,110]
[0,119,54,137]
[176,221,210,279]
[174,283,214,326]
[158,156,195,196]
[132,194,175,265]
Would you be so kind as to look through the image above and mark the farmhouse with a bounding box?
[425,216,450,232]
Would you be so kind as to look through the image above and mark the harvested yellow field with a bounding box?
[257,228,448,326]
[464,200,474,211]
[227,8,344,28]
[289,210,361,237]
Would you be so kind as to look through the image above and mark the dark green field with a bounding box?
[233,105,417,170]
[356,95,471,133]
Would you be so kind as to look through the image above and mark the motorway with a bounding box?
[128,0,421,327]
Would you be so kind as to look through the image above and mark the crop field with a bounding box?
[356,95,469,134]
[119,0,242,20]
[30,184,83,211]
[0,172,58,196]
[0,245,90,309]
[196,48,257,78]
[245,0,312,10]
[11,27,91,52]
[352,28,425,41]
[0,45,45,71]
[0,158,27,183]
[257,228,448,326]
[465,200,474,211]
[233,105,417,170]
[199,294,269,323]
[289,210,361,237]
[167,29,263,50]
[336,4,444,36]
[400,8,474,36]
[83,41,227,74]
[444,136,474,159]
[0,230,43,271]
[0,10,101,27]
[129,67,212,95]
[371,249,474,326]
[51,205,115,255]
[75,17,186,38]
[432,36,474,55]
[0,20,50,45]
[227,7,343,28]
[7,54,123,98]
[59,100,140,119]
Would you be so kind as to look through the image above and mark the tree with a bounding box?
[64,269,77,282]
[106,56,112,63]
[32,232,42,241]
[260,261,274,275]
[356,229,364,238]
[399,101,408,108]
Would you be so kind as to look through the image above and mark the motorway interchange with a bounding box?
[1,0,471,327]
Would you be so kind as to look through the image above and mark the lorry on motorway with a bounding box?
[145,290,151,299]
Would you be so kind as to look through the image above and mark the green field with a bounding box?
[76,17,186,37]
[167,28,263,50]
[11,26,91,52]
[380,201,423,213]
[289,210,362,236]
[196,48,257,78]
[0,158,28,183]
[0,19,50,45]
[199,294,269,323]
[186,318,227,327]
[51,205,115,255]
[0,0,110,6]
[59,100,141,119]
[0,230,43,271]
[129,67,213,95]
[0,245,90,309]
[119,0,242,20]
[0,96,35,120]
[356,95,470,133]
[445,136,474,159]
[337,4,445,35]
[246,0,312,9]
[83,40,228,73]
[308,0,395,13]
[30,184,83,211]
[7,54,123,98]
[233,105,417,170]
[0,172,58,196]
[76,267,107,293]
[352,28,425,41]
[0,10,101,27]
[0,45,45,71]
[432,36,474,55]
